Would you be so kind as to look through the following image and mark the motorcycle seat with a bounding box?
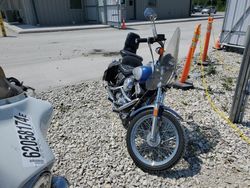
[119,64,135,76]
[119,50,143,76]
[120,50,143,64]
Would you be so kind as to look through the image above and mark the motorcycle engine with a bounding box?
[115,76,135,106]
[116,92,127,106]
[123,77,134,92]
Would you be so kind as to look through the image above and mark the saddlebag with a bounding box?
[103,60,121,83]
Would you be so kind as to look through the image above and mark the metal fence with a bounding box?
[230,26,250,123]
[242,94,250,124]
[221,0,250,48]
[106,0,122,28]
[97,0,122,28]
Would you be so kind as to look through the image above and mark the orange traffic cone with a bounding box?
[213,34,222,50]
[121,19,127,30]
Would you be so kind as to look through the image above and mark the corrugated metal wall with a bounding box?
[1,0,86,26]
[97,0,105,23]
[221,0,250,48]
[21,0,37,25]
[135,0,190,20]
[34,0,85,26]
[1,0,191,26]
[0,0,36,24]
[0,0,9,10]
[9,0,22,9]
[0,0,20,12]
[85,0,98,22]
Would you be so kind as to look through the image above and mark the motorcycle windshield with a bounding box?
[146,27,181,90]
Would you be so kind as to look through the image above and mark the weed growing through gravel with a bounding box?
[221,77,234,91]
[221,104,229,112]
[207,85,214,94]
[206,64,217,76]
[181,101,188,106]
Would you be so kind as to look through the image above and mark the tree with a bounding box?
[192,0,226,11]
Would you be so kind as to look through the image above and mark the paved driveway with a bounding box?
[0,18,224,91]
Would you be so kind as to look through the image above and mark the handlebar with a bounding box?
[7,77,35,92]
[136,38,148,43]
[136,34,166,44]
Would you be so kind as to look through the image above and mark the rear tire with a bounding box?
[126,109,185,172]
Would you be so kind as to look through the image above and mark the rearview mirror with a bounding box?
[144,8,158,38]
[144,8,157,21]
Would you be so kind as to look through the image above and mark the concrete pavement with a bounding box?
[1,18,224,91]
[5,13,224,34]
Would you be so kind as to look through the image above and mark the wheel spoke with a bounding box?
[161,136,176,144]
[129,113,182,168]
[136,128,148,140]
[144,119,152,128]
[155,147,167,160]
[158,145,175,156]
[138,145,151,153]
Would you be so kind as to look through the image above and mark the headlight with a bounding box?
[33,172,52,188]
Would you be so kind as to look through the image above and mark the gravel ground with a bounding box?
[39,50,250,187]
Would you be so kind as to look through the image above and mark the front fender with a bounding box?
[129,105,183,121]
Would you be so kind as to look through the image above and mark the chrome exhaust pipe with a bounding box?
[113,98,139,112]
[106,87,114,102]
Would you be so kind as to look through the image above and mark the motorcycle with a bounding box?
[103,8,185,172]
[0,66,69,188]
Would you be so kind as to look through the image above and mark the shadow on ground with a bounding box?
[0,35,17,38]
[150,121,221,179]
[242,121,250,127]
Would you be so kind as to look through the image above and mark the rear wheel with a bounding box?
[126,109,185,172]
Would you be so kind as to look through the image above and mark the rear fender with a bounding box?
[129,105,183,121]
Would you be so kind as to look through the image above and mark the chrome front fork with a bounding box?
[150,87,165,142]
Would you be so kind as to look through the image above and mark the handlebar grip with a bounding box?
[136,38,148,43]
[156,34,166,41]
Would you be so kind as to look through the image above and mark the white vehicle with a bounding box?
[201,6,217,14]
[0,66,69,188]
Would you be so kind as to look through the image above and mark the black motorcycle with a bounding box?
[103,8,185,172]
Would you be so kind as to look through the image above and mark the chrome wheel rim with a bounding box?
[130,114,179,167]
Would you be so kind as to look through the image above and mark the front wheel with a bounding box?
[126,109,185,172]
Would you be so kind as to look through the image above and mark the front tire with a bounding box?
[126,109,185,172]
